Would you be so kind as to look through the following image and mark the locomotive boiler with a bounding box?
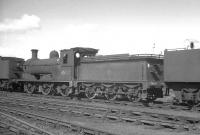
[23,49,60,81]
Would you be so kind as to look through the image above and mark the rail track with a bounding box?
[1,104,199,135]
[1,91,200,113]
[0,91,200,134]
[0,107,119,135]
[0,111,54,135]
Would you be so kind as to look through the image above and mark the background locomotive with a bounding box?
[1,45,200,104]
[0,56,24,91]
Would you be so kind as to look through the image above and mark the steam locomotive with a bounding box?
[0,46,200,104]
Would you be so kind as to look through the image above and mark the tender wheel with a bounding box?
[85,86,97,99]
[181,88,199,105]
[147,94,156,102]
[57,84,72,96]
[127,94,138,102]
[127,93,141,102]
[105,87,117,100]
[24,83,35,94]
[0,81,2,91]
[41,84,53,95]
[0,80,8,91]
[127,89,141,102]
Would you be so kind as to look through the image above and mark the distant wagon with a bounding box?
[164,48,200,104]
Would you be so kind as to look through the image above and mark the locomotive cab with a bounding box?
[59,47,98,81]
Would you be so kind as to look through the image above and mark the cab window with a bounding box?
[63,54,68,64]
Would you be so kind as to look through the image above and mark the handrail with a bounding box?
[165,48,187,51]
[131,54,163,58]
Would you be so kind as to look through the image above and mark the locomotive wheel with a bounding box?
[58,85,72,96]
[105,87,117,100]
[41,84,53,95]
[24,83,35,94]
[85,86,97,99]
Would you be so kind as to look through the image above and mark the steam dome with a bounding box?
[49,50,59,59]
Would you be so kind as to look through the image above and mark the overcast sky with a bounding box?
[1,0,200,59]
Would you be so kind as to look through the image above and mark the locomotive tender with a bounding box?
[78,52,163,101]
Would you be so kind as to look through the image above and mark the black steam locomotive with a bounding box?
[0,46,200,104]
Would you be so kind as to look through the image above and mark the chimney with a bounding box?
[31,49,38,59]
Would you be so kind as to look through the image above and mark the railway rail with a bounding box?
[0,91,200,134]
[0,126,17,135]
